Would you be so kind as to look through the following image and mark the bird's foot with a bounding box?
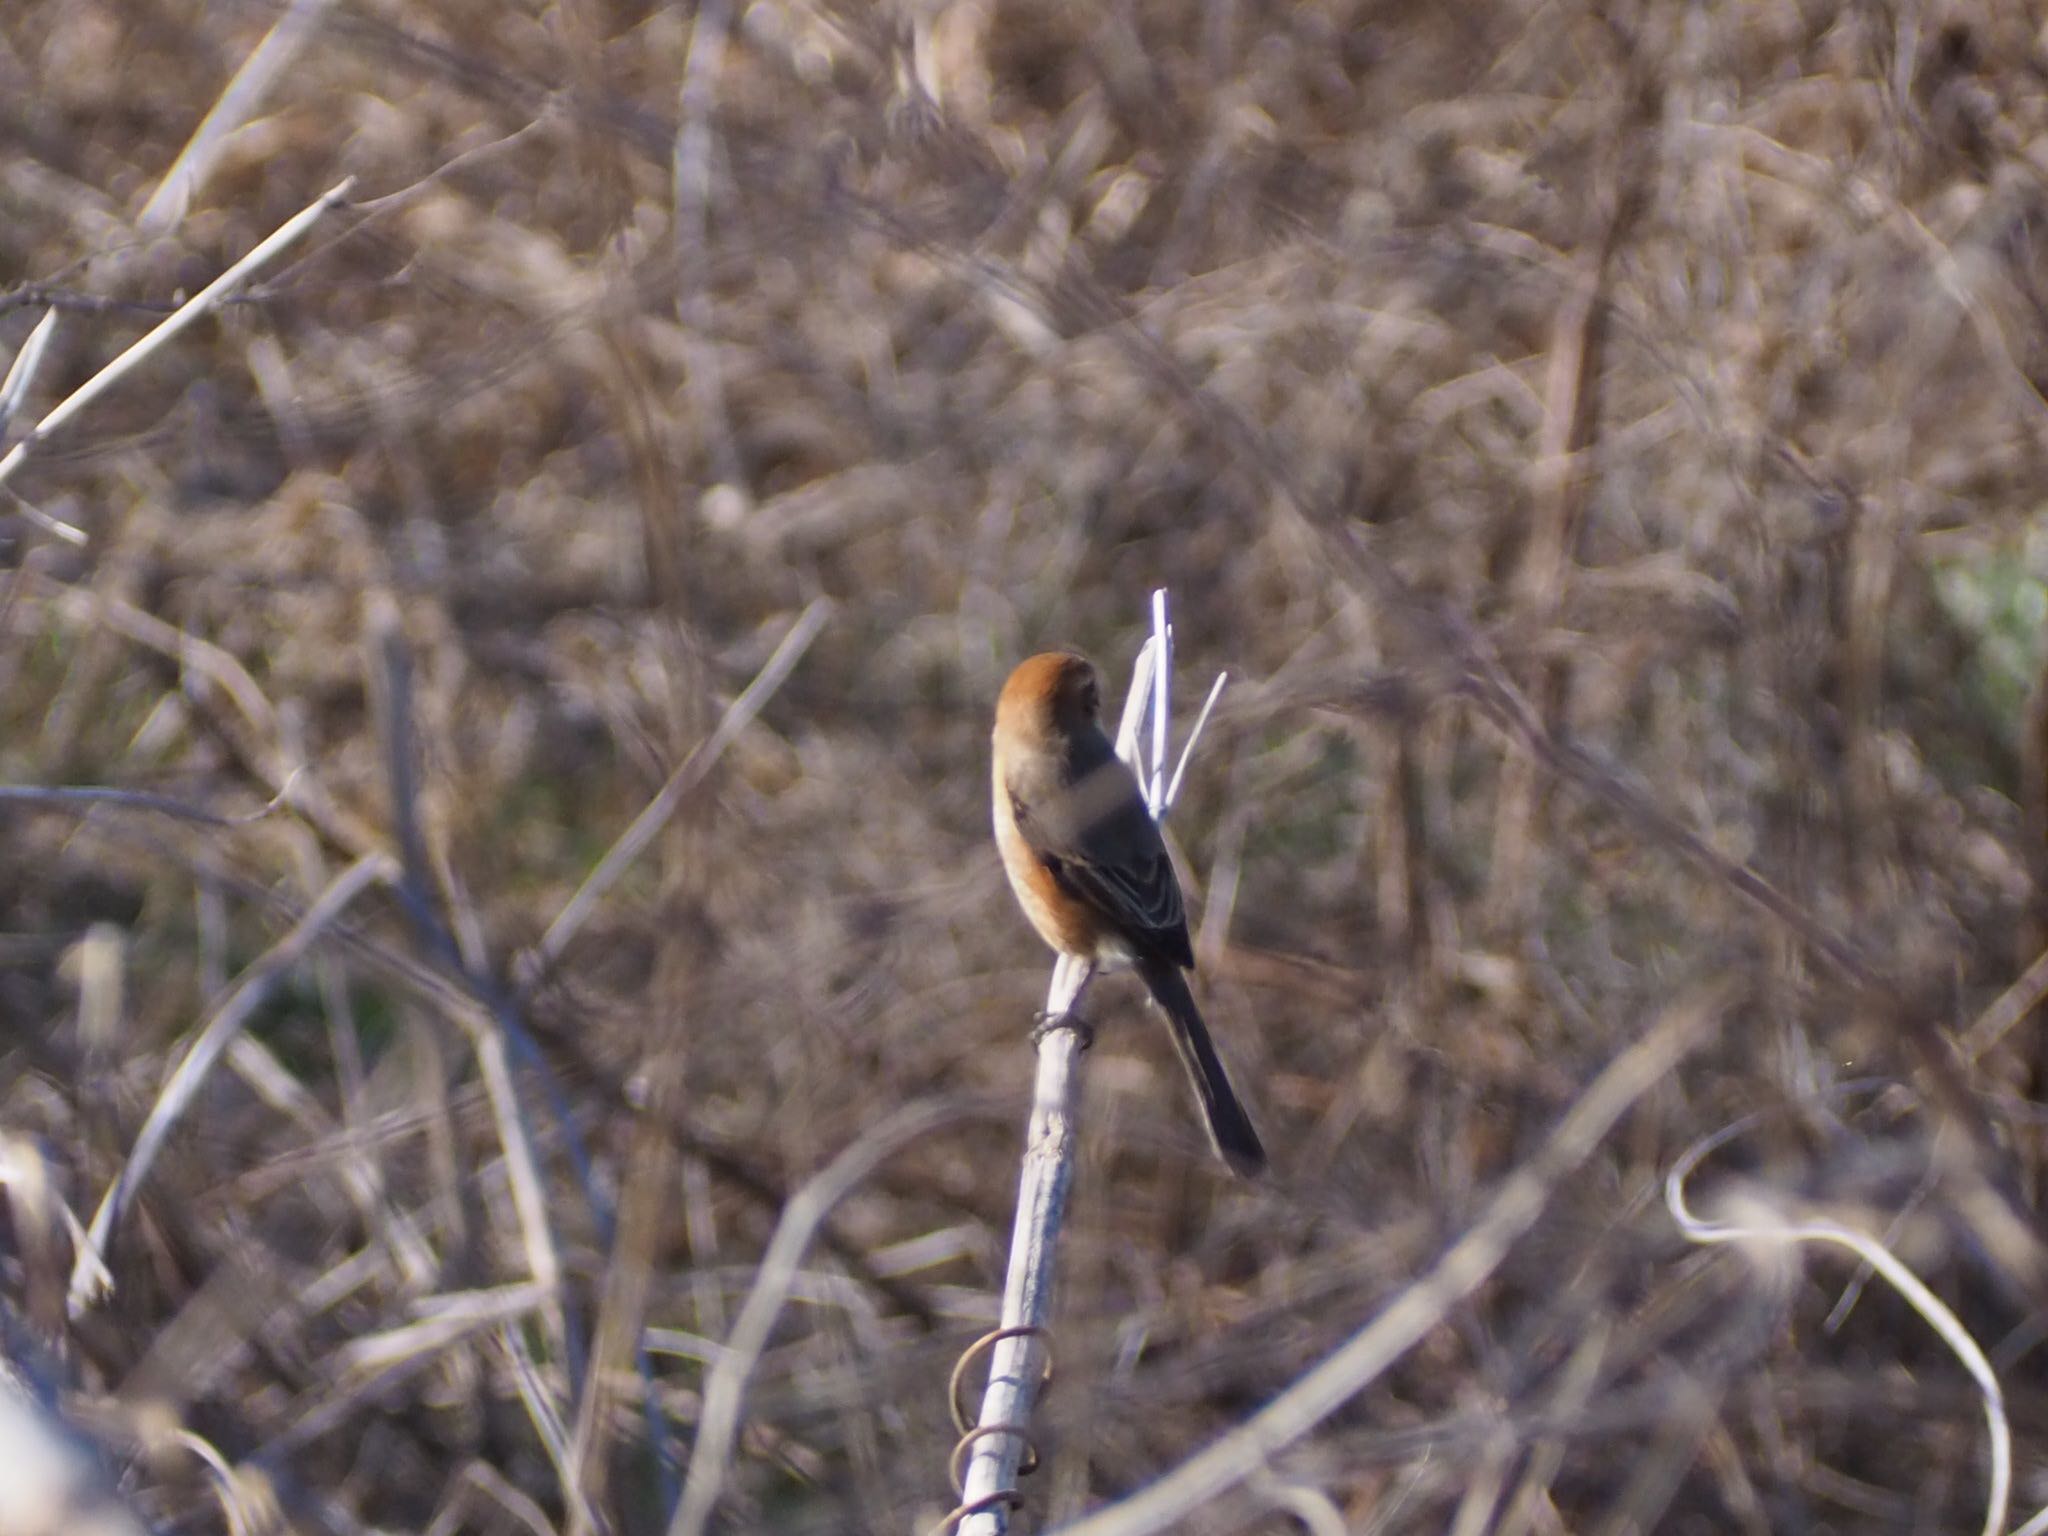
[1029,1010,1094,1051]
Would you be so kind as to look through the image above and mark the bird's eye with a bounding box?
[1080,679,1098,712]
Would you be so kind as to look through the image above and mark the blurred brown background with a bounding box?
[8,0,2048,1531]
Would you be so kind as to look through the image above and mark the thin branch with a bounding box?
[502,1321,594,1535]
[1960,942,2048,1064]
[0,309,60,443]
[1164,671,1228,813]
[0,310,84,543]
[68,852,397,1315]
[1112,635,1158,763]
[464,1013,569,1350]
[667,1098,965,1536]
[0,178,356,494]
[137,0,338,233]
[1148,589,1170,810]
[672,0,741,489]
[521,597,830,984]
[0,779,298,826]
[362,590,603,1385]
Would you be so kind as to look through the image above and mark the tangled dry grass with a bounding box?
[9,0,2048,1531]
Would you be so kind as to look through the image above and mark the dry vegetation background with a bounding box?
[13,0,2048,1531]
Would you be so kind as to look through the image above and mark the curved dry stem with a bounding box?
[1666,1105,2012,1536]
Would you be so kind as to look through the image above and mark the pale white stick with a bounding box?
[955,955,1091,1532]
[0,311,85,544]
[1114,633,1156,763]
[1164,672,1228,813]
[1148,589,1170,809]
[501,1319,595,1536]
[1666,1116,2010,1536]
[468,1015,565,1342]
[137,0,338,232]
[0,309,60,441]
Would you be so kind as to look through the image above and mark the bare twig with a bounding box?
[21,549,386,864]
[0,310,60,445]
[673,0,740,489]
[0,178,356,494]
[1485,93,1639,926]
[668,1098,965,1536]
[1164,671,1228,812]
[522,597,831,984]
[503,1321,593,1535]
[0,780,297,826]
[1960,943,2048,1064]
[460,1008,569,1355]
[0,310,83,542]
[136,0,338,233]
[68,852,397,1315]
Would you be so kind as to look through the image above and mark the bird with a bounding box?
[991,650,1266,1176]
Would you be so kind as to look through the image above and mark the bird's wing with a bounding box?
[1010,753,1193,967]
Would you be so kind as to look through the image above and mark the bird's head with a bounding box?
[995,651,1103,747]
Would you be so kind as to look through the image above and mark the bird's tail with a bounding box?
[1138,959,1267,1177]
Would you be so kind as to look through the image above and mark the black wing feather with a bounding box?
[1014,752,1194,968]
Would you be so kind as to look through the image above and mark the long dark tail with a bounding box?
[1138,959,1267,1177]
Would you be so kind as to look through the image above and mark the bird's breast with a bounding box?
[993,765,1109,960]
